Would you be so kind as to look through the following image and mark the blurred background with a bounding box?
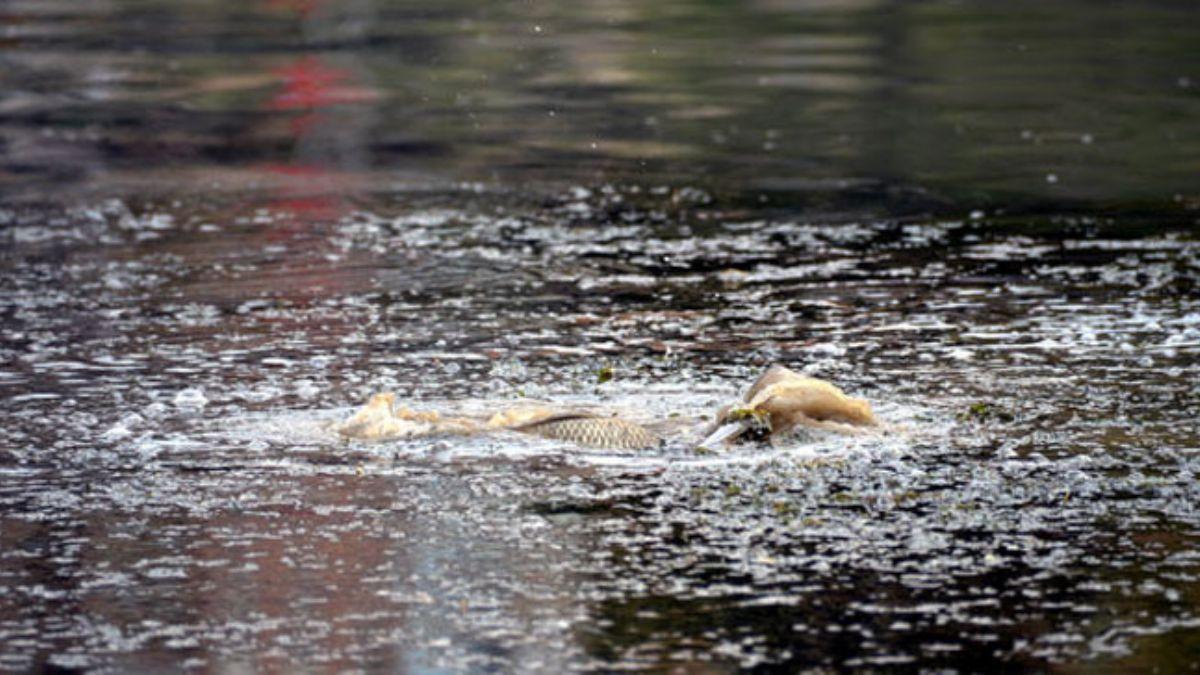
[2,0,1197,212]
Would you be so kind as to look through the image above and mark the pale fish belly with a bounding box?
[522,417,662,450]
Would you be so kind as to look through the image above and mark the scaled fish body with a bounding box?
[333,396,662,449]
[334,364,879,451]
[513,415,662,450]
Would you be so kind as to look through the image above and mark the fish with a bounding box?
[698,364,878,450]
[511,414,662,450]
[334,364,879,451]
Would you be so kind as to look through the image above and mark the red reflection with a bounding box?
[243,0,379,293]
[258,162,347,222]
[263,0,323,18]
[269,57,353,110]
[269,56,378,136]
[253,8,379,222]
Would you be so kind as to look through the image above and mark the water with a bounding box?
[1,0,1199,672]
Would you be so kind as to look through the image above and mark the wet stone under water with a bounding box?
[0,189,1197,672]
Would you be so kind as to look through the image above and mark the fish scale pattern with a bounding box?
[526,417,661,450]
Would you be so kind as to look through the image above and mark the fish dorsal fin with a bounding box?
[744,364,801,402]
[508,411,601,431]
[486,405,600,430]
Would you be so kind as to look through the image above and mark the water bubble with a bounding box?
[173,388,208,409]
[102,413,145,440]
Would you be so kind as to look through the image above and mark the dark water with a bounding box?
[2,0,1199,672]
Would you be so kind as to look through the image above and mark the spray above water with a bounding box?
[329,364,884,459]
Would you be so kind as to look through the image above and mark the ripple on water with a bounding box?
[0,192,1198,671]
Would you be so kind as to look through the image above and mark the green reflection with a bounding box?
[2,0,1198,209]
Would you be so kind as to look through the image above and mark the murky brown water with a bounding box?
[2,0,1199,672]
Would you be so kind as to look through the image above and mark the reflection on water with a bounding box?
[2,0,1198,207]
[1,0,1199,672]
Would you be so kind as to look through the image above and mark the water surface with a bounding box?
[1,0,1199,671]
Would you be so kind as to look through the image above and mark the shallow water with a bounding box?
[2,0,1200,672]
